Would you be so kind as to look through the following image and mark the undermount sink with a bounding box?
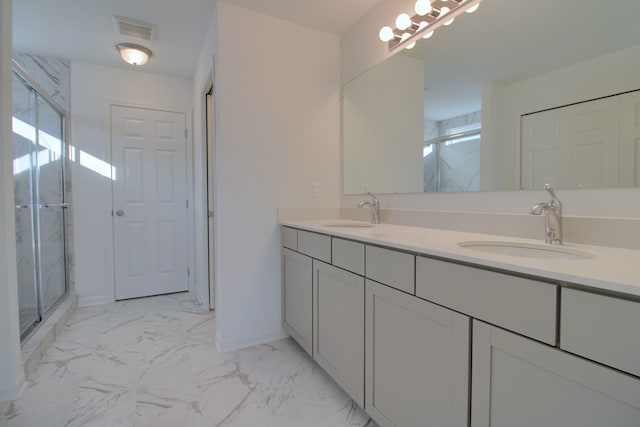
[458,241,594,260]
[323,222,375,229]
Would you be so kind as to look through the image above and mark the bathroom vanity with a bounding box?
[280,221,640,427]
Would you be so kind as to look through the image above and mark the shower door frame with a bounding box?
[12,60,70,341]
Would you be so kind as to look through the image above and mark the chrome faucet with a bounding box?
[358,192,380,224]
[529,183,563,245]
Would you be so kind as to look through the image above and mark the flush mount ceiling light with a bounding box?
[379,0,482,51]
[116,43,152,66]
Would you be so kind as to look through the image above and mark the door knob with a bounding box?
[116,209,124,216]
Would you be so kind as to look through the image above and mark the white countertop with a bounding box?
[280,219,640,298]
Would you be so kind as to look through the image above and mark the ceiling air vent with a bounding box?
[113,15,157,41]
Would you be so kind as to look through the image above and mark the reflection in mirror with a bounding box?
[342,0,640,195]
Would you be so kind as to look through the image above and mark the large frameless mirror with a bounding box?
[342,0,640,194]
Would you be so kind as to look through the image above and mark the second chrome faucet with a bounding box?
[358,192,380,224]
[529,183,563,245]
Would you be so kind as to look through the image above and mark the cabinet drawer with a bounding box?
[298,230,331,263]
[561,288,640,377]
[332,238,364,275]
[281,226,298,250]
[366,246,415,294]
[416,257,557,345]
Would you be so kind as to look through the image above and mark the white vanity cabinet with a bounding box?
[313,260,365,407]
[281,224,640,427]
[366,280,470,427]
[471,320,640,427]
[281,247,313,356]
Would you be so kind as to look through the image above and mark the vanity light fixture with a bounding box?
[379,0,482,51]
[116,43,152,66]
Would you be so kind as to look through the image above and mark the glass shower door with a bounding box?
[35,95,67,313]
[12,71,67,339]
[12,73,39,337]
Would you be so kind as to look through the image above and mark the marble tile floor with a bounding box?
[0,292,376,427]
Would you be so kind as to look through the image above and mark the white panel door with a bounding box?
[111,105,188,300]
[521,96,619,189]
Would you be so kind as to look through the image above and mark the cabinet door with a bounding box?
[472,321,640,427]
[366,280,470,427]
[313,261,365,407]
[282,248,313,355]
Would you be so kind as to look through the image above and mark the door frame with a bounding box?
[205,85,216,310]
[106,100,195,301]
[194,55,218,311]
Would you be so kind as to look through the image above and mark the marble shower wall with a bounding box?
[12,52,70,112]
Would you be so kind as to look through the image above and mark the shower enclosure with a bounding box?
[12,68,68,340]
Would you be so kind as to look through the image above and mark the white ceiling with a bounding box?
[13,0,216,79]
[224,0,380,35]
[12,0,380,79]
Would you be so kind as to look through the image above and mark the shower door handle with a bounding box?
[116,209,124,216]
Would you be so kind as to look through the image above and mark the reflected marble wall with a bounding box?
[424,111,482,192]
[439,111,481,135]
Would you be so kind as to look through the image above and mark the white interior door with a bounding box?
[521,96,619,189]
[111,105,189,300]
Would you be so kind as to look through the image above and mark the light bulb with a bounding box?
[396,13,412,31]
[422,30,434,39]
[466,3,480,13]
[379,26,395,42]
[444,17,455,25]
[415,0,432,16]
[405,41,417,50]
[401,32,411,42]
[439,6,450,15]
[418,21,428,31]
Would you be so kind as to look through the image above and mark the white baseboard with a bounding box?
[216,330,289,353]
[77,295,114,307]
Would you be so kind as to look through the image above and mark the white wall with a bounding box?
[0,0,26,402]
[213,1,341,351]
[343,54,424,194]
[70,63,193,306]
[341,0,640,219]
